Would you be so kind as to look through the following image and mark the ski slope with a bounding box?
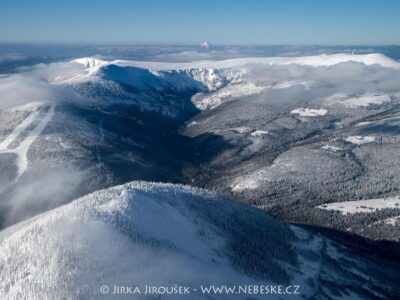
[0,103,55,178]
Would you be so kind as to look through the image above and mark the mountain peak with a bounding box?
[200,41,211,48]
[72,57,109,69]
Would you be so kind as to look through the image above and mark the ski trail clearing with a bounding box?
[0,103,55,178]
[0,109,41,151]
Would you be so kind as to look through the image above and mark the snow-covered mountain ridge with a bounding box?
[0,181,294,299]
[67,53,400,87]
[65,57,242,91]
[47,53,398,116]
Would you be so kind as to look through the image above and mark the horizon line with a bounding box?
[1,42,400,48]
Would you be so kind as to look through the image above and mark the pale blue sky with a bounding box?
[0,0,399,45]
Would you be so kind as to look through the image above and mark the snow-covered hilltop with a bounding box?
[1,181,398,299]
[0,181,294,299]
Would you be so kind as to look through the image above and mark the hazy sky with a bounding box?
[0,0,399,45]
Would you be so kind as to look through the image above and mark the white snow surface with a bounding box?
[0,103,55,179]
[355,121,373,127]
[345,136,376,144]
[317,196,400,214]
[251,130,269,137]
[290,108,328,117]
[321,145,342,151]
[191,82,265,110]
[73,57,109,71]
[232,127,252,134]
[200,41,211,48]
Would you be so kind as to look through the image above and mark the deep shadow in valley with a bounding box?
[0,86,234,229]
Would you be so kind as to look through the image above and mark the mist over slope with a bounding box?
[1,181,399,299]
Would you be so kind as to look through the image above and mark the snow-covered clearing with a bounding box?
[345,136,375,145]
[290,108,327,117]
[231,176,262,191]
[317,196,400,214]
[251,130,269,137]
[321,145,342,151]
[231,127,252,134]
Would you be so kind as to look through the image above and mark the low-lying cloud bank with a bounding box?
[0,60,97,110]
[0,75,85,110]
[241,59,400,102]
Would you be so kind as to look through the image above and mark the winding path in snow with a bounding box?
[0,103,55,179]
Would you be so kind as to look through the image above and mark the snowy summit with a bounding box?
[200,41,211,48]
